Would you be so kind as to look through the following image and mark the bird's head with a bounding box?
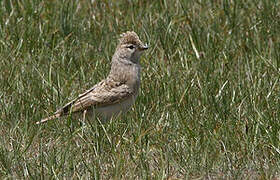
[114,31,149,64]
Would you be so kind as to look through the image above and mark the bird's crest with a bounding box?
[118,31,143,46]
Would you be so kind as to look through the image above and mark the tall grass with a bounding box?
[0,0,279,179]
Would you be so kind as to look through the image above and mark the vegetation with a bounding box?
[0,0,279,179]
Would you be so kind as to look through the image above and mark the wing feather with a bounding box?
[37,79,133,124]
[67,83,133,113]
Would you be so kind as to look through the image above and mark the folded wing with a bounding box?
[37,80,133,124]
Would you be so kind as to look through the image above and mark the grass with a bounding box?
[0,0,280,179]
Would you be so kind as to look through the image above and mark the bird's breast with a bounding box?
[126,64,141,91]
[95,93,138,119]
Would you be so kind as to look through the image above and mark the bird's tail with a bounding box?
[36,113,61,124]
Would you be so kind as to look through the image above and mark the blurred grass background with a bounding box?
[0,0,279,179]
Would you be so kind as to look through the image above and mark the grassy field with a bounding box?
[0,0,280,179]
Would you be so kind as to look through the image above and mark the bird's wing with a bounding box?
[65,83,133,113]
[37,80,133,124]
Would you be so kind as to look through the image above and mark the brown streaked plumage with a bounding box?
[37,31,148,124]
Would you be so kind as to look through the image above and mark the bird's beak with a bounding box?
[139,44,149,51]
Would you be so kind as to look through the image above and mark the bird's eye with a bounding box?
[127,45,134,49]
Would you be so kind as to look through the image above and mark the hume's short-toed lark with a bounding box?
[36,31,148,124]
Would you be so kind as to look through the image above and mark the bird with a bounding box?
[36,31,149,124]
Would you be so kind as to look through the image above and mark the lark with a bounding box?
[36,31,148,124]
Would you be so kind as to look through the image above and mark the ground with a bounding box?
[0,0,279,179]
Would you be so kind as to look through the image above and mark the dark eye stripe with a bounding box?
[127,45,134,49]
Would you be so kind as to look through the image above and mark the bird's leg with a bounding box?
[83,109,87,122]
[80,109,87,136]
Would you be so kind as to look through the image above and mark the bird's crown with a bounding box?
[118,31,143,46]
